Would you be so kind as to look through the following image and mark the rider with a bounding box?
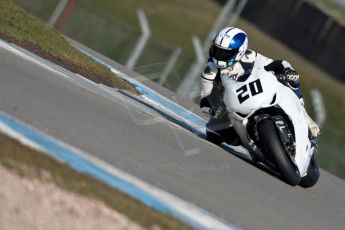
[200,26,320,145]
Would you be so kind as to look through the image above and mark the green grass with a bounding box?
[12,0,220,89]
[0,0,136,92]
[79,0,220,53]
[0,133,193,230]
[317,124,345,179]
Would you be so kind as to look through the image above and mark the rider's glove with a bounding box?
[284,68,299,82]
[201,107,215,116]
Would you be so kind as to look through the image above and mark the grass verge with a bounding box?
[0,0,136,93]
[0,133,193,230]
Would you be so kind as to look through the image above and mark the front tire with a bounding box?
[299,156,319,188]
[258,119,301,186]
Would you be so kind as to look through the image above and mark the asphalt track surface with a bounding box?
[1,44,345,230]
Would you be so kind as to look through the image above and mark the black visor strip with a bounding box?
[211,45,238,61]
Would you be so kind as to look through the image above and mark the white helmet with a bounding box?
[210,27,248,68]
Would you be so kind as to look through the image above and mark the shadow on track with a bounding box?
[120,90,288,185]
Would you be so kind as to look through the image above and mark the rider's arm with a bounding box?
[200,59,218,110]
[264,59,293,75]
[261,56,300,89]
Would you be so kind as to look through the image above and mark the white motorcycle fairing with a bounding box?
[221,63,314,177]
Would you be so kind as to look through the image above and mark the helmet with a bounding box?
[210,27,248,68]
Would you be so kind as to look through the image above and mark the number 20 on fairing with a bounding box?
[236,79,263,104]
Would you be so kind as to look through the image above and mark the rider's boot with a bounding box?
[205,104,241,146]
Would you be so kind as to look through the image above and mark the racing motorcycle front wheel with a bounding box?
[258,119,301,186]
[299,156,319,188]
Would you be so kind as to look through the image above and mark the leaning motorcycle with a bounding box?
[220,60,319,187]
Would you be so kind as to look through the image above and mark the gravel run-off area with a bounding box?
[0,165,143,230]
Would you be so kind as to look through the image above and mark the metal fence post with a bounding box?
[177,37,205,98]
[49,0,68,27]
[159,48,182,86]
[126,8,151,70]
[51,0,79,30]
[228,0,248,26]
[203,0,236,53]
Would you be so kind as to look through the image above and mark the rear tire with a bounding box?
[299,156,319,188]
[258,119,301,186]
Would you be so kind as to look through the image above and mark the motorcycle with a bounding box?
[216,59,320,187]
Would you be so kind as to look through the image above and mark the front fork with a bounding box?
[270,116,296,161]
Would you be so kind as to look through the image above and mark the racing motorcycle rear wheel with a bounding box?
[258,119,301,186]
